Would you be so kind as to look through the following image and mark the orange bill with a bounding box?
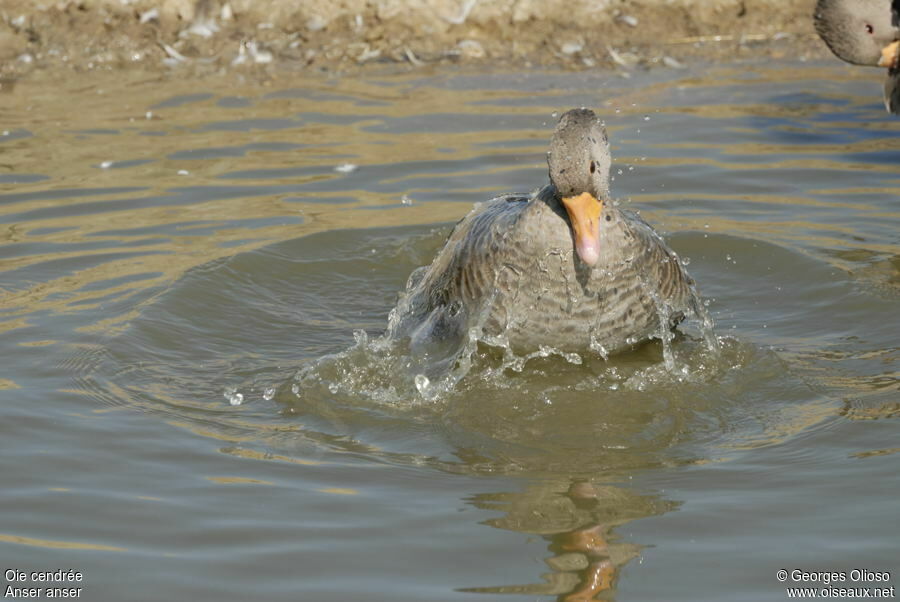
[561,192,604,266]
[878,41,899,68]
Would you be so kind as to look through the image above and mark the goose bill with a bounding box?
[878,41,900,68]
[561,192,604,266]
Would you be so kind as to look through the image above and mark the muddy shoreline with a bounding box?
[0,0,830,79]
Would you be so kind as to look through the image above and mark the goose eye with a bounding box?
[589,161,596,174]
[866,24,874,34]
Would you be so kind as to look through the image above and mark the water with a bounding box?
[1,63,898,601]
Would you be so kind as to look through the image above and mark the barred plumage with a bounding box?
[387,110,699,358]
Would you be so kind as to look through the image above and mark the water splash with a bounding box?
[414,374,431,394]
[589,334,611,360]
[290,202,719,404]
[650,287,677,371]
[690,291,720,354]
[634,216,720,363]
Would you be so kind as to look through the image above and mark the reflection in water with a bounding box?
[462,480,676,600]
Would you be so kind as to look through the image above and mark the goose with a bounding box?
[814,0,900,113]
[388,109,701,365]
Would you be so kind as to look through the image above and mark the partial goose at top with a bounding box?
[814,0,900,113]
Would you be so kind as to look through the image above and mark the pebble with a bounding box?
[404,47,423,66]
[186,19,219,38]
[139,8,159,24]
[663,55,685,68]
[561,41,583,55]
[607,45,639,68]
[232,41,273,65]
[306,15,328,32]
[457,39,485,59]
[445,0,477,25]
[356,44,381,63]
[161,43,188,63]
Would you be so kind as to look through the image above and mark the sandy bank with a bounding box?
[1,0,826,77]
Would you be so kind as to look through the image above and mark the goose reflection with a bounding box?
[459,479,677,601]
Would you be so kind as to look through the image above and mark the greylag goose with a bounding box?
[814,0,900,113]
[387,109,702,364]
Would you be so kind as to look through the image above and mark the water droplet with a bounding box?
[263,387,275,401]
[99,161,113,169]
[590,337,610,360]
[617,168,623,175]
[223,387,243,406]
[414,374,430,394]
[177,169,189,176]
[643,115,650,121]
[334,163,358,173]
[401,194,413,205]
[681,256,691,266]
[551,111,559,118]
[563,352,583,365]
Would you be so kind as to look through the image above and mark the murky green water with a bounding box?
[1,62,898,601]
